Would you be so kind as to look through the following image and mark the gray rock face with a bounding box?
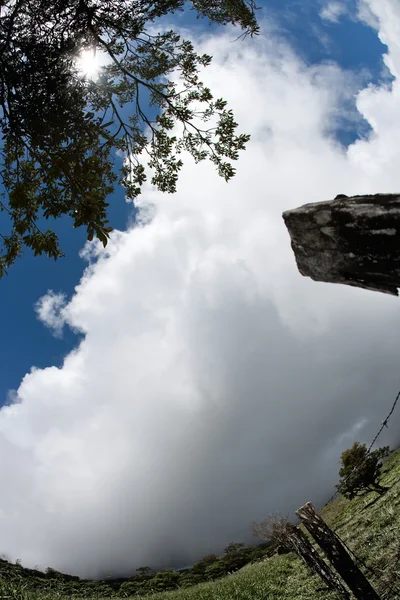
[282,194,400,296]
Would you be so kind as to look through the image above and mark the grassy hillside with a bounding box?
[1,449,400,600]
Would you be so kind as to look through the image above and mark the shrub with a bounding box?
[337,442,390,500]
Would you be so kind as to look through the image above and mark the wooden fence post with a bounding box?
[296,502,381,600]
[287,525,350,598]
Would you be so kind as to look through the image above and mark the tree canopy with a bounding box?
[0,0,259,275]
[336,441,390,500]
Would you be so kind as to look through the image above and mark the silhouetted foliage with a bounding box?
[135,565,152,577]
[190,553,218,575]
[336,441,390,500]
[224,542,246,555]
[148,568,181,591]
[204,560,230,580]
[0,0,259,275]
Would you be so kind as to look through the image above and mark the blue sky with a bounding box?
[0,155,132,400]
[0,0,390,401]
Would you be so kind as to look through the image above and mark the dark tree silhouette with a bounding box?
[336,441,390,500]
[0,0,259,274]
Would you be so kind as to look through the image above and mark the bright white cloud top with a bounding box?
[1,0,400,579]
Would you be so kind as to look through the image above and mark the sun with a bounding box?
[76,49,101,79]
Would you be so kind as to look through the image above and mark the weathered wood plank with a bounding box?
[296,502,381,600]
[287,525,350,598]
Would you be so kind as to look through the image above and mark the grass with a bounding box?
[317,449,400,599]
[131,555,342,600]
[2,449,400,600]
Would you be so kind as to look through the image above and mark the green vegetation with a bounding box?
[337,441,390,499]
[0,0,258,275]
[1,448,400,599]
[0,543,275,599]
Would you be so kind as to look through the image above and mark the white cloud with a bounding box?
[1,0,400,579]
[320,1,347,23]
[35,291,68,338]
[358,0,380,29]
[362,0,400,79]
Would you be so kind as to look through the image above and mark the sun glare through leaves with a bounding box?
[76,48,101,79]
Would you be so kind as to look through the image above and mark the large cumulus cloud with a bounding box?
[1,0,400,578]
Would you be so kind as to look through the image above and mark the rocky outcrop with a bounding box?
[282,194,400,295]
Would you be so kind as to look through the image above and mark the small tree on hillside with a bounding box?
[336,441,390,500]
[251,514,293,553]
[204,560,228,581]
[136,566,152,577]
[119,580,141,597]
[150,569,181,591]
[223,542,245,555]
[190,554,218,575]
